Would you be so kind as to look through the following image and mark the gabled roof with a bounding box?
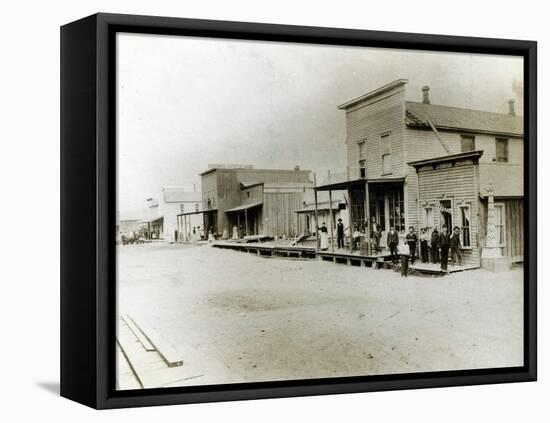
[405,101,523,137]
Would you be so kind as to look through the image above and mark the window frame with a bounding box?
[494,202,506,247]
[423,206,434,229]
[460,134,476,152]
[380,133,392,175]
[458,204,473,248]
[495,138,509,163]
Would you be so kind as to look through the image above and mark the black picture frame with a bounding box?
[60,12,537,409]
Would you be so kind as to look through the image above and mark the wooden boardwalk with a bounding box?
[212,241,316,259]
[211,241,479,275]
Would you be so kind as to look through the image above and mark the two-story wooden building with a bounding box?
[200,165,312,239]
[315,79,523,268]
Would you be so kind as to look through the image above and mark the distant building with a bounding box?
[316,79,523,268]
[200,165,312,238]
[142,187,202,241]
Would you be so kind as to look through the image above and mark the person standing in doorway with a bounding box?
[406,226,418,264]
[439,225,450,271]
[419,227,429,263]
[199,226,204,240]
[450,226,463,267]
[336,218,344,249]
[431,226,440,263]
[232,224,239,240]
[387,226,399,264]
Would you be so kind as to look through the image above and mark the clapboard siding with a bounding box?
[416,164,480,267]
[263,192,304,238]
[202,168,311,236]
[345,86,406,179]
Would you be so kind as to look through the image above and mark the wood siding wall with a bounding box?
[416,162,481,268]
[345,86,406,180]
[405,128,523,228]
[200,168,311,236]
[263,192,305,238]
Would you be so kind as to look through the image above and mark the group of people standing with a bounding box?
[318,218,464,272]
[387,225,463,272]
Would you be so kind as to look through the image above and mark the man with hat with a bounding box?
[336,218,345,249]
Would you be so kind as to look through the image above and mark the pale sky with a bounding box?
[116,32,523,215]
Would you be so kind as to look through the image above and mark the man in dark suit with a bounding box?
[406,226,418,264]
[336,218,345,249]
[387,226,399,264]
[439,225,451,271]
[450,226,462,266]
[430,226,440,263]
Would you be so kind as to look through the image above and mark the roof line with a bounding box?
[408,150,484,167]
[338,79,408,110]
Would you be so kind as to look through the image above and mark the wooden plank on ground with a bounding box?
[122,314,156,352]
[127,315,184,367]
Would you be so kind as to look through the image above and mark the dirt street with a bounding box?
[117,243,523,388]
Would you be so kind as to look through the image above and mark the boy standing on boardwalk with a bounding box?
[419,227,429,263]
[387,226,399,264]
[406,226,418,264]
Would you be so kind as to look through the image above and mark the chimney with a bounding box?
[508,99,516,116]
[422,86,430,104]
[294,165,300,171]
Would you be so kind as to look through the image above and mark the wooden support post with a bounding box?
[365,181,371,255]
[328,170,334,252]
[348,187,354,253]
[313,173,320,252]
[245,209,248,237]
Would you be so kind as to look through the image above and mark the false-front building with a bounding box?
[316,79,523,268]
[200,165,312,239]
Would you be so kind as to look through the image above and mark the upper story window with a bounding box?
[195,203,199,212]
[381,134,392,175]
[358,141,366,178]
[496,138,509,163]
[180,204,185,213]
[461,135,475,152]
[358,141,365,160]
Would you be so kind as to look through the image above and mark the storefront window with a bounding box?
[459,205,471,247]
[494,203,506,246]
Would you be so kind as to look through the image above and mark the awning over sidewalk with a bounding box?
[225,201,263,213]
[315,177,405,191]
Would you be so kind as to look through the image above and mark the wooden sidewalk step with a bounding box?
[122,314,156,352]
[116,316,208,389]
[127,314,184,367]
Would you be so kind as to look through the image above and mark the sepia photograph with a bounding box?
[114,32,525,390]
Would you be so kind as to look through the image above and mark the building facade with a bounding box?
[143,187,202,241]
[317,79,523,267]
[200,165,312,239]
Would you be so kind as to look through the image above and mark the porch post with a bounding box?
[245,209,248,237]
[365,180,371,255]
[348,187,354,253]
[328,170,334,252]
[481,181,510,272]
[313,173,319,252]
